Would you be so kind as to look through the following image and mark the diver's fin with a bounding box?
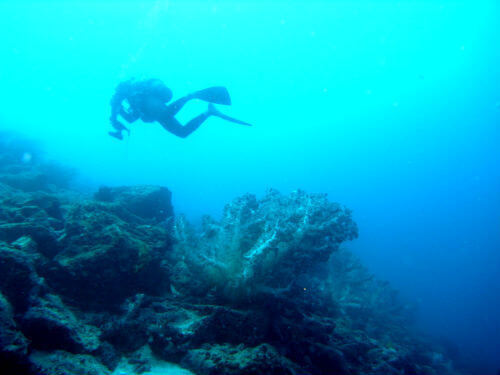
[108,131,124,140]
[192,86,231,105]
[208,104,252,126]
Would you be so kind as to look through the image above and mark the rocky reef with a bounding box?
[0,133,463,375]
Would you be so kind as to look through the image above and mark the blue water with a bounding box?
[1,1,499,373]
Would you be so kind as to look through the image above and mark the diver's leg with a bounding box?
[167,94,195,116]
[207,103,252,126]
[159,112,210,138]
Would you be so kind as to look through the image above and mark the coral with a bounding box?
[173,189,358,301]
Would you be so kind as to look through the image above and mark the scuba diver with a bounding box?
[109,78,251,140]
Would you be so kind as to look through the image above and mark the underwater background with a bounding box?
[0,1,499,374]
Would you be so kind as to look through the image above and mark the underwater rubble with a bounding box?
[0,133,464,375]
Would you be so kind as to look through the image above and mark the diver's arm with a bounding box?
[110,117,130,134]
[119,107,140,123]
[109,81,135,133]
[109,98,139,134]
[109,104,130,134]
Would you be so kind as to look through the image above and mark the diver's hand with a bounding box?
[110,117,128,132]
[108,131,123,140]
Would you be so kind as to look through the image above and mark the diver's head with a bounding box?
[148,79,173,103]
[156,84,173,103]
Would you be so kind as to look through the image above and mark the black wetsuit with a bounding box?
[109,79,210,139]
[109,79,250,139]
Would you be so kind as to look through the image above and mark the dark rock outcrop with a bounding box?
[29,350,110,375]
[20,294,100,353]
[0,242,42,313]
[44,197,173,310]
[94,185,174,223]
[182,343,299,375]
[0,293,30,373]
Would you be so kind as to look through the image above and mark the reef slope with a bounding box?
[0,134,462,375]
